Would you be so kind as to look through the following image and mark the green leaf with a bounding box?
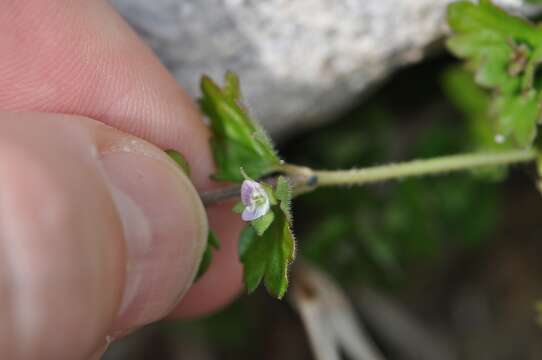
[196,230,221,280]
[238,209,296,299]
[442,66,490,117]
[446,0,542,147]
[199,73,281,182]
[238,226,266,293]
[496,90,539,145]
[239,225,256,261]
[263,214,295,298]
[165,149,191,175]
[250,211,275,236]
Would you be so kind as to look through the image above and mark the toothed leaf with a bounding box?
[239,209,295,299]
[262,213,295,299]
[199,73,281,182]
[237,176,296,298]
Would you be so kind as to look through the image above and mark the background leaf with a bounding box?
[446,0,542,147]
[441,66,515,180]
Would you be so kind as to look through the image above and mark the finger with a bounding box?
[0,111,207,359]
[1,0,209,184]
[0,0,244,316]
[172,202,245,318]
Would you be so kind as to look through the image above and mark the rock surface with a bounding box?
[110,0,536,137]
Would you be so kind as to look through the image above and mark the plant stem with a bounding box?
[200,185,241,206]
[200,149,537,206]
[308,149,536,186]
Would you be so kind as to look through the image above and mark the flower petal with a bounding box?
[242,206,259,221]
[241,201,270,221]
[241,180,260,205]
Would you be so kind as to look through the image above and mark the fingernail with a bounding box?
[101,149,207,332]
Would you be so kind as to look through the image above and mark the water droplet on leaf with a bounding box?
[495,134,505,144]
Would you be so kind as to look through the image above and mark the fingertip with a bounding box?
[0,112,210,357]
[171,202,245,319]
[102,147,208,332]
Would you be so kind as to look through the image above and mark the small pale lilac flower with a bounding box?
[240,179,270,221]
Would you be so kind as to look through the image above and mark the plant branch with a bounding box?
[200,149,537,206]
[287,149,537,187]
[200,184,241,206]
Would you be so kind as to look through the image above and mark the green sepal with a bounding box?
[261,182,278,205]
[199,73,281,182]
[275,176,292,222]
[250,210,275,236]
[165,149,191,175]
[195,230,221,281]
[232,201,245,214]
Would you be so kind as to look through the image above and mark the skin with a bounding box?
[0,0,244,358]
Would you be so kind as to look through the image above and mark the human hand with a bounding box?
[0,1,244,358]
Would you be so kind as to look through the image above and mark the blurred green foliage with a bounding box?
[441,66,515,180]
[447,0,542,147]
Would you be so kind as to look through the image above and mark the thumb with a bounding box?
[0,111,207,359]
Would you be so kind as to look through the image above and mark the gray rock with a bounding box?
[109,0,535,137]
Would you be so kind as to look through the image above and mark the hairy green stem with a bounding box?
[200,149,537,206]
[300,149,537,187]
